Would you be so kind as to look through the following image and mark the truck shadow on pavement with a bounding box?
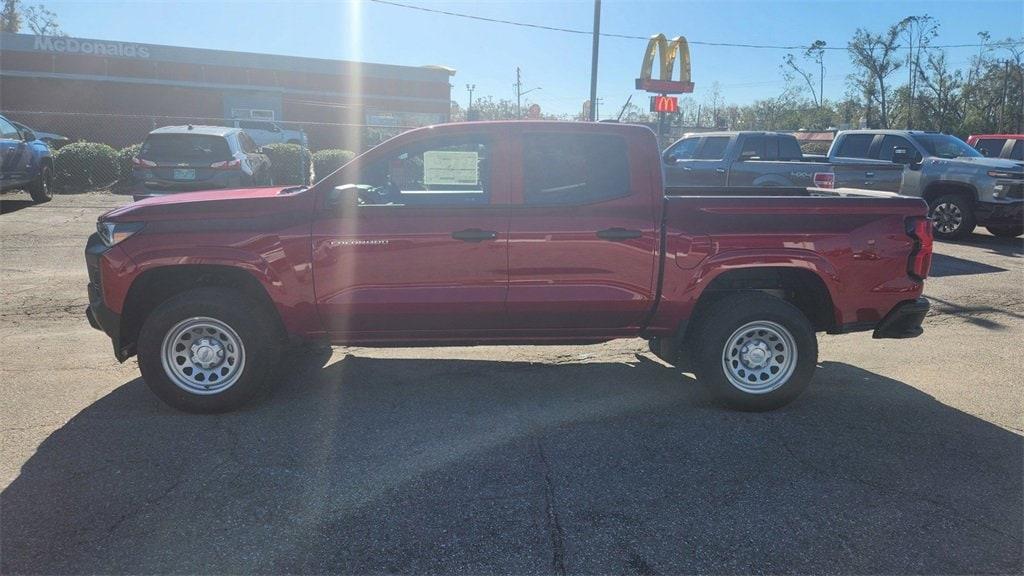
[2,353,1021,575]
[928,253,1009,277]
[949,233,1023,257]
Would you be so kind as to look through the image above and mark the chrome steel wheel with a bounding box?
[931,202,963,234]
[721,320,797,394]
[160,317,246,395]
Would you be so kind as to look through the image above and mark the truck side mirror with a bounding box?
[892,147,913,165]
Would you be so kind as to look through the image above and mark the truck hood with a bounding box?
[101,186,309,222]
[930,156,1022,171]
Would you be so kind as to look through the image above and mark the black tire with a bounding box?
[28,164,53,203]
[985,224,1023,238]
[928,194,976,240]
[690,292,818,411]
[137,287,282,413]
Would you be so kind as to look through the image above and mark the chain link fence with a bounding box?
[2,111,414,194]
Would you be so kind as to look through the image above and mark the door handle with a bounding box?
[451,228,498,242]
[597,227,643,241]
[682,166,693,171]
[865,171,875,177]
[715,168,726,173]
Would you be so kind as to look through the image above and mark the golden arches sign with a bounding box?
[635,34,695,94]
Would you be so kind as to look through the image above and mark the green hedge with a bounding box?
[118,143,143,180]
[52,142,119,193]
[262,143,312,185]
[312,149,356,179]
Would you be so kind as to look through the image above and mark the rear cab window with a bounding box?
[1010,139,1023,161]
[522,132,629,205]
[344,134,491,206]
[777,136,803,161]
[140,134,233,163]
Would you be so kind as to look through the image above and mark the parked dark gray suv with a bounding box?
[130,125,271,200]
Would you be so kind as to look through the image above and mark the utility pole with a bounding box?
[466,83,476,117]
[513,67,541,119]
[515,67,522,119]
[588,0,601,121]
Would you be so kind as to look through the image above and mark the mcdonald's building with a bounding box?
[0,32,454,150]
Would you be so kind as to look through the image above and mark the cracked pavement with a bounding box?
[1,192,1021,574]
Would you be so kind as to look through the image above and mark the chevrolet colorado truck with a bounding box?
[86,121,933,413]
[830,130,1024,239]
[662,131,903,192]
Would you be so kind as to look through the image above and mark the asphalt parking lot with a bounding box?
[1,192,1021,575]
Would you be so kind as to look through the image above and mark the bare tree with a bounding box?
[782,40,827,107]
[23,3,61,35]
[899,15,940,128]
[848,24,903,128]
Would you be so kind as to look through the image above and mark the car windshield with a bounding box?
[911,134,982,159]
[139,134,232,163]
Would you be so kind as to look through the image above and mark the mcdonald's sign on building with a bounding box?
[635,34,695,94]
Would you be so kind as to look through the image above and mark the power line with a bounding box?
[368,0,1023,51]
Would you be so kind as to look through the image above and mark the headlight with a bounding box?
[988,170,1023,179]
[97,221,144,247]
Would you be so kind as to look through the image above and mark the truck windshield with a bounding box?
[911,134,982,159]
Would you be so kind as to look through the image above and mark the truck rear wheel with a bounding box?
[690,292,817,411]
[929,194,976,240]
[137,287,281,413]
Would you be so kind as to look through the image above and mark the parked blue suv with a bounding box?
[0,114,54,203]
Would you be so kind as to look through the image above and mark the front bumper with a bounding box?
[975,199,1023,226]
[85,232,130,361]
[872,297,930,339]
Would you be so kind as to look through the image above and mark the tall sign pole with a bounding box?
[588,0,601,121]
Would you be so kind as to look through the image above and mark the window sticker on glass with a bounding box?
[423,150,479,186]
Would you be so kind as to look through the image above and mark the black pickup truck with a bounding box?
[663,131,903,191]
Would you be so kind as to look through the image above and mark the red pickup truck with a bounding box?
[86,121,932,413]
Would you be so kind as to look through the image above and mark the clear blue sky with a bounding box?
[46,0,1024,117]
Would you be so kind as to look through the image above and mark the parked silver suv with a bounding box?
[830,130,1023,239]
[228,119,308,148]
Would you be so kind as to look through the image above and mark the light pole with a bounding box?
[466,83,476,119]
[588,0,601,121]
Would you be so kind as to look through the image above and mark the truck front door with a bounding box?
[311,131,510,337]
[663,135,730,187]
[505,129,659,333]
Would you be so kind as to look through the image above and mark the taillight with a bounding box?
[132,157,156,168]
[813,172,835,189]
[906,216,933,280]
[210,159,241,169]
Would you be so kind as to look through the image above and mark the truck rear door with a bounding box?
[505,127,660,332]
[311,129,510,336]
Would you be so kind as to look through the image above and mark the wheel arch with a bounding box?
[922,181,977,204]
[119,264,286,358]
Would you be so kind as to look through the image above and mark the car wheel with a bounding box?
[928,194,976,240]
[28,164,53,203]
[137,287,282,413]
[985,224,1023,238]
[690,292,818,411]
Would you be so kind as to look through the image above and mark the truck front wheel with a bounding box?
[137,287,282,413]
[690,292,818,411]
[929,194,976,240]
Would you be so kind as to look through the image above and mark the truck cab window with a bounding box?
[877,135,918,162]
[975,138,1006,158]
[777,136,803,161]
[1010,140,1023,161]
[695,137,729,160]
[348,136,491,206]
[835,134,874,158]
[523,133,629,205]
[740,136,765,160]
[664,137,700,162]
